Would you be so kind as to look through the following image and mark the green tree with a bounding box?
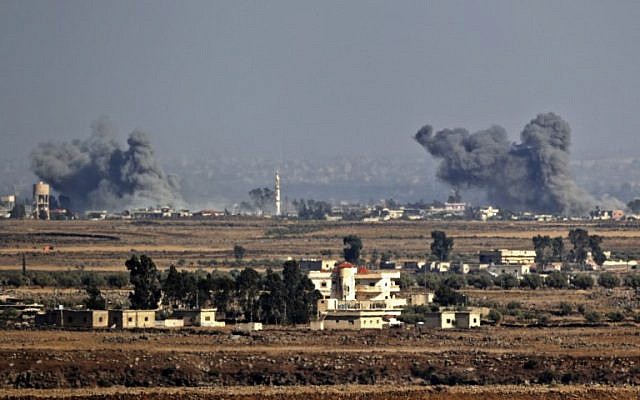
[532,235,553,266]
[442,274,466,290]
[495,273,518,289]
[545,271,569,289]
[162,265,183,307]
[568,228,590,266]
[397,272,415,289]
[416,273,441,290]
[597,272,620,289]
[233,244,246,261]
[236,268,262,322]
[282,260,319,324]
[624,274,640,288]
[430,230,454,261]
[208,272,236,316]
[589,235,607,266]
[126,254,162,310]
[572,273,594,290]
[259,268,286,324]
[551,237,564,262]
[83,282,106,310]
[434,285,465,306]
[468,272,494,289]
[521,273,543,290]
[343,235,363,264]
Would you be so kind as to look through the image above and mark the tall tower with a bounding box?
[33,181,50,220]
[275,170,281,216]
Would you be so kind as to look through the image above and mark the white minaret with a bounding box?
[275,170,281,216]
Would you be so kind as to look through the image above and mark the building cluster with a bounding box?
[35,307,227,330]
[304,260,480,330]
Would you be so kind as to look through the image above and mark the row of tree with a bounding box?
[119,255,320,325]
[532,228,607,267]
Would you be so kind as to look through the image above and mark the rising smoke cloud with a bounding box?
[414,113,595,215]
[30,117,182,211]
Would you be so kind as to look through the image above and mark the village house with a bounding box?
[310,262,407,330]
[172,308,225,327]
[36,309,109,329]
[108,310,156,329]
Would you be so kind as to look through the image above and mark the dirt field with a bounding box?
[1,326,640,398]
[1,219,639,271]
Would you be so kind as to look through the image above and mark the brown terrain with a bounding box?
[1,218,640,399]
[0,219,639,271]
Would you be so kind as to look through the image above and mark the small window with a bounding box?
[446,319,451,324]
[98,317,103,322]
[205,316,210,321]
[473,318,477,323]
[369,282,375,287]
[128,317,133,322]
[321,282,327,287]
[144,316,149,322]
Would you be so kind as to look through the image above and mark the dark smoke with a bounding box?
[414,113,594,215]
[30,117,182,211]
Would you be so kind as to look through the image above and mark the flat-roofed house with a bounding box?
[172,308,225,327]
[36,309,109,329]
[108,310,155,329]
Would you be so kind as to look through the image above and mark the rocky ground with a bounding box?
[1,326,640,397]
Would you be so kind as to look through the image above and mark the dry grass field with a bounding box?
[1,218,640,398]
[1,218,639,271]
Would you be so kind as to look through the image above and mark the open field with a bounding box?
[1,219,639,271]
[2,327,640,398]
[2,219,640,398]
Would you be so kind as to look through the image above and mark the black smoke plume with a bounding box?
[30,118,182,211]
[414,113,594,215]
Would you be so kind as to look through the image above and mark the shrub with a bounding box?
[584,310,602,323]
[487,309,502,324]
[468,272,494,289]
[506,301,521,310]
[521,274,543,289]
[538,369,557,384]
[606,311,625,322]
[537,313,551,326]
[557,302,573,316]
[495,274,518,289]
[572,274,594,290]
[523,359,539,370]
[624,274,640,288]
[546,271,568,289]
[598,273,620,289]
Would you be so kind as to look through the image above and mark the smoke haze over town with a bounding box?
[1,1,640,212]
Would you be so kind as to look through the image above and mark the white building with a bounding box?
[309,262,407,330]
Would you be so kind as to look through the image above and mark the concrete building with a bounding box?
[300,259,337,272]
[310,262,407,330]
[36,309,109,329]
[407,293,434,306]
[455,311,481,328]
[33,181,50,220]
[0,195,15,218]
[479,249,536,265]
[235,322,263,332]
[172,308,225,327]
[108,310,155,329]
[424,311,457,329]
[155,319,184,328]
[312,310,383,330]
[487,264,531,279]
[422,310,481,329]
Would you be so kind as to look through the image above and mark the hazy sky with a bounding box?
[1,1,639,162]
